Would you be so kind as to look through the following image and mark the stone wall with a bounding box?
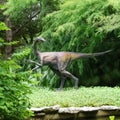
[30,105,120,120]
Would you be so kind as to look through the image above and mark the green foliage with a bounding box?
[109,116,115,120]
[36,69,59,88]
[3,0,61,43]
[12,47,31,61]
[0,21,9,52]
[4,0,38,16]
[0,22,10,31]
[41,0,60,15]
[0,19,8,55]
[12,46,32,72]
[0,22,32,120]
[4,0,41,43]
[40,0,120,87]
[0,59,32,120]
[29,87,120,107]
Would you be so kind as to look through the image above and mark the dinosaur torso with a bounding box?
[37,52,85,71]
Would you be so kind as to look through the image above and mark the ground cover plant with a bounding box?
[29,87,120,107]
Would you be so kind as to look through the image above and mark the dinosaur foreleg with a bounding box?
[32,66,40,71]
[28,60,42,71]
[28,60,42,67]
[61,70,79,89]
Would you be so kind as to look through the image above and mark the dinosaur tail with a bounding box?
[79,50,112,58]
[70,50,112,60]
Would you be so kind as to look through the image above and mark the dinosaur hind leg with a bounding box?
[58,75,66,91]
[50,67,66,91]
[60,70,79,89]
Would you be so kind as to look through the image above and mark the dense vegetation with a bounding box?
[0,0,120,119]
[41,0,120,87]
[0,20,32,119]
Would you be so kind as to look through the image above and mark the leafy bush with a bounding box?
[0,60,32,120]
[0,19,32,120]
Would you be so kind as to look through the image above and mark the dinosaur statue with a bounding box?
[30,36,111,90]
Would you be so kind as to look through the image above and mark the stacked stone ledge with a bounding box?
[30,105,120,120]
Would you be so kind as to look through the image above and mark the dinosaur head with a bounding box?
[35,36,46,42]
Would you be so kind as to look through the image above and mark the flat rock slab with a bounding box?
[31,105,120,113]
[59,107,100,113]
[30,105,120,120]
[100,106,120,110]
[31,105,60,113]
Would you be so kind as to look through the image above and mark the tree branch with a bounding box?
[13,10,41,35]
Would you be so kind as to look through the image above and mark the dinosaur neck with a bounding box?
[34,39,39,56]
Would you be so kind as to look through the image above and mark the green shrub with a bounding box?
[0,60,32,120]
[0,18,32,120]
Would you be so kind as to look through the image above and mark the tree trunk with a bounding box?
[5,17,12,58]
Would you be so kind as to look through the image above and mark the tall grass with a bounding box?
[29,87,120,107]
